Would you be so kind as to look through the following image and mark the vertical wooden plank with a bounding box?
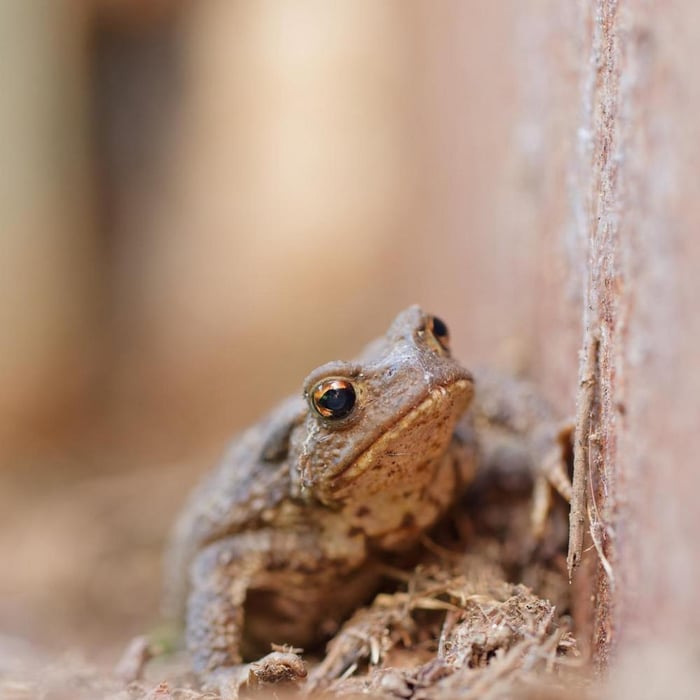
[527,0,700,671]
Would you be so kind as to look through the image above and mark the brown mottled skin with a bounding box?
[164,306,570,696]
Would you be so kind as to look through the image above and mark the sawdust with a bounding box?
[306,553,579,698]
[0,462,586,699]
[0,554,582,699]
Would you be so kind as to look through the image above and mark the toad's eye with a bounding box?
[428,315,450,351]
[311,379,357,420]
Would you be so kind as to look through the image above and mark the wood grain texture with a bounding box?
[525,0,700,668]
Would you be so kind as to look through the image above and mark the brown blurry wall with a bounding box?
[0,1,528,653]
[0,3,98,454]
[0,1,527,469]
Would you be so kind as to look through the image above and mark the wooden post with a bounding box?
[529,0,700,669]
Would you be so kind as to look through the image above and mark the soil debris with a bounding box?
[306,551,578,698]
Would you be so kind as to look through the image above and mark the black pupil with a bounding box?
[319,386,356,418]
[432,316,448,339]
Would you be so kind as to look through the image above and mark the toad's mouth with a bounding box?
[326,377,473,485]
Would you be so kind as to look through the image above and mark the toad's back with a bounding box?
[164,395,306,618]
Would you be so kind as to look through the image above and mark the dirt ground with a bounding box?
[0,455,586,700]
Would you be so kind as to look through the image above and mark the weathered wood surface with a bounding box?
[527,0,700,669]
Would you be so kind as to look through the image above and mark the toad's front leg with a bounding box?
[459,368,572,537]
[187,533,307,699]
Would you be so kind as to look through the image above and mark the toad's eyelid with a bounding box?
[303,362,362,394]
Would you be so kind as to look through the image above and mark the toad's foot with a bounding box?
[531,420,573,539]
[249,650,307,686]
[204,651,306,700]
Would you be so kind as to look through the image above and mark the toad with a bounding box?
[164,306,570,696]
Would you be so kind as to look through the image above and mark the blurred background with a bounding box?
[0,1,581,664]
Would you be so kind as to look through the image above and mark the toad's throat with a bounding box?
[328,378,472,484]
